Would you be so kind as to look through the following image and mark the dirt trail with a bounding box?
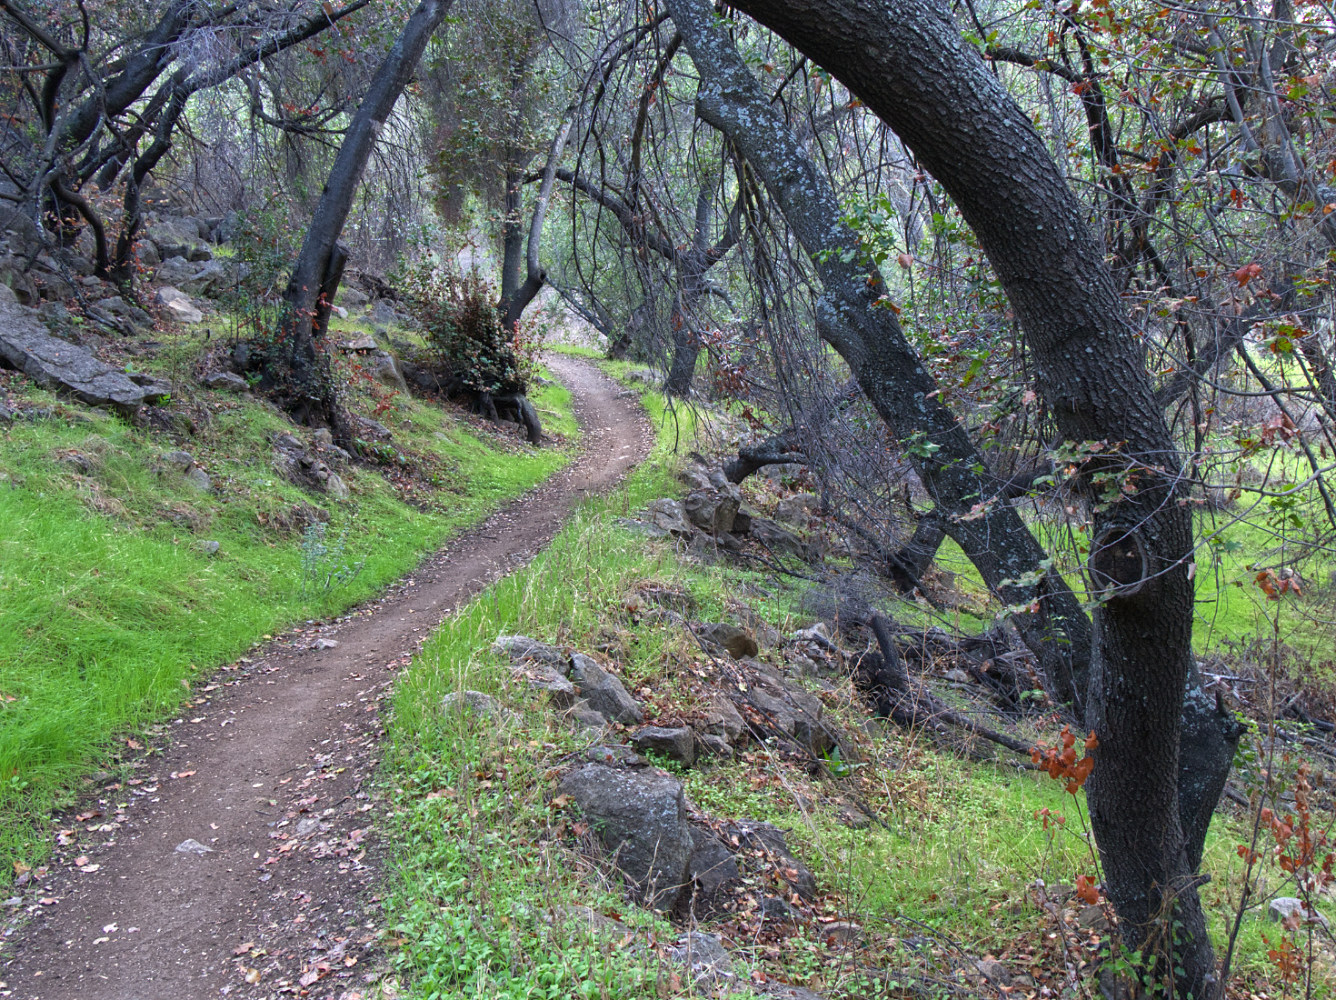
[0,355,651,1000]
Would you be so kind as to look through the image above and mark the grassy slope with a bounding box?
[381,368,1317,999]
[0,347,575,871]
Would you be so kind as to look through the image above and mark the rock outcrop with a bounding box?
[0,291,170,415]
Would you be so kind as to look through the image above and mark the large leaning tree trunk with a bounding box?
[710,0,1240,993]
[662,0,1092,713]
[277,0,452,425]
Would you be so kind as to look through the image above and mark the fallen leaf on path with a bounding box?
[232,942,255,955]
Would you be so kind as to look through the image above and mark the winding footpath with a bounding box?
[0,355,651,1000]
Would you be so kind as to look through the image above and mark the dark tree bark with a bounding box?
[663,0,1093,716]
[278,0,452,419]
[712,0,1239,992]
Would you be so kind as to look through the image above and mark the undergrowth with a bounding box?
[382,374,1328,999]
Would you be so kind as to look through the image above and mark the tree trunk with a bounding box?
[715,1,1237,992]
[278,0,452,417]
[664,0,1092,711]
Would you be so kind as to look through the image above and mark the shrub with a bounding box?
[398,257,540,396]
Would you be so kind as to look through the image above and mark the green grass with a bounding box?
[0,349,576,872]
[379,376,1329,997]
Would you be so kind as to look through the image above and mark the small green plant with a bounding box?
[299,522,365,597]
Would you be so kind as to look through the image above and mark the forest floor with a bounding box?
[0,354,652,1000]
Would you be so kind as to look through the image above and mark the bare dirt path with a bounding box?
[0,355,651,1000]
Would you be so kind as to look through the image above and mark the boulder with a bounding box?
[492,634,567,668]
[683,484,742,535]
[703,695,746,743]
[369,350,408,392]
[1269,896,1329,928]
[146,218,211,262]
[368,299,400,326]
[749,516,810,559]
[154,286,203,324]
[339,286,369,308]
[632,726,695,766]
[697,622,758,659]
[774,493,819,525]
[721,819,818,901]
[684,826,743,917]
[154,256,197,287]
[87,295,152,335]
[178,258,235,297]
[340,334,378,352]
[569,653,642,724]
[558,763,693,909]
[0,292,169,415]
[201,371,249,392]
[642,498,694,538]
[667,932,736,989]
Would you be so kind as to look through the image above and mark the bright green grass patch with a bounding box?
[0,370,574,873]
[383,389,745,998]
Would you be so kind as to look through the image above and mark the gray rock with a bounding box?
[154,256,196,287]
[1269,896,1329,928]
[668,932,736,987]
[558,763,692,909]
[178,258,233,297]
[722,819,817,900]
[683,485,742,535]
[312,428,334,448]
[641,498,694,538]
[184,466,212,492]
[685,826,742,916]
[313,638,340,650]
[975,958,1011,986]
[369,350,408,392]
[147,218,211,261]
[136,238,160,267]
[88,295,152,335]
[696,733,733,759]
[703,695,746,743]
[523,663,577,709]
[164,450,195,471]
[174,838,213,855]
[198,540,220,557]
[565,700,609,731]
[295,817,320,837]
[154,286,203,324]
[324,472,350,499]
[774,493,819,525]
[369,299,400,326]
[0,294,169,414]
[569,653,642,724]
[201,370,248,392]
[632,726,695,766]
[492,634,567,667]
[441,690,514,723]
[750,516,810,559]
[339,286,369,308]
[340,334,378,352]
